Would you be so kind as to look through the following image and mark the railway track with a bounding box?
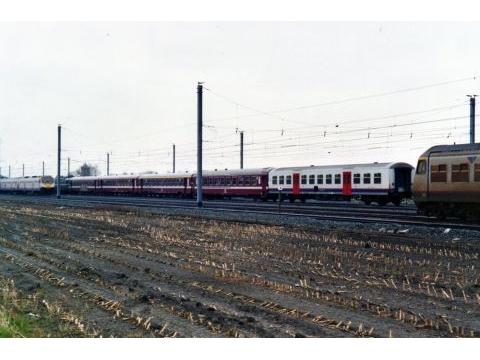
[0,193,478,231]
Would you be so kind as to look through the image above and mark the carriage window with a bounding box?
[279,176,284,185]
[326,174,332,184]
[301,175,307,184]
[309,175,315,184]
[238,177,244,186]
[353,173,361,184]
[286,175,292,185]
[272,176,277,185]
[431,164,447,183]
[475,164,480,182]
[416,160,426,175]
[227,177,232,186]
[334,174,341,184]
[374,173,382,184]
[452,163,470,182]
[232,177,238,186]
[363,173,371,184]
[317,174,323,184]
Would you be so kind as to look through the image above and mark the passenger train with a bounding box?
[63,162,414,206]
[0,176,55,193]
[2,144,480,219]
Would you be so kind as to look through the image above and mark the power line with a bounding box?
[205,76,476,123]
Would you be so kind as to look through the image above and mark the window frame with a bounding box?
[451,163,470,183]
[334,174,341,184]
[416,160,427,175]
[317,174,323,184]
[475,163,480,182]
[363,173,371,184]
[325,174,332,184]
[353,173,361,184]
[430,164,447,183]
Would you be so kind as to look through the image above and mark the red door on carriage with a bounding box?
[342,171,352,196]
[292,173,300,196]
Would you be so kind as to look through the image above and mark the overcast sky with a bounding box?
[0,22,479,176]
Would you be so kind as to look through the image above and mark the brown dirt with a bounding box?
[0,201,479,337]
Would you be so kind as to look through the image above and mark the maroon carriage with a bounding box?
[138,173,192,197]
[193,168,271,199]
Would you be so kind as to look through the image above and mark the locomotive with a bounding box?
[0,176,55,194]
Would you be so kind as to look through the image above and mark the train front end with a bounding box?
[40,176,55,193]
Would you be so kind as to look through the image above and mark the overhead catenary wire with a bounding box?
[205,76,476,123]
[6,75,476,176]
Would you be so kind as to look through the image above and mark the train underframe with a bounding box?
[416,201,480,221]
[267,192,409,206]
[0,188,54,195]
[62,187,410,206]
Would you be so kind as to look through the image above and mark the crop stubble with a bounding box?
[0,202,478,337]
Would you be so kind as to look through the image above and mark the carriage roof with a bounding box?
[270,162,413,172]
[420,143,480,157]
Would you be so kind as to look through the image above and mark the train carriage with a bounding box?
[98,175,137,194]
[194,168,271,199]
[268,162,413,205]
[138,173,192,197]
[68,176,106,194]
[67,175,137,195]
[413,143,480,219]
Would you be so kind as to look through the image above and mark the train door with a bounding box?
[342,171,352,196]
[394,167,412,194]
[190,176,196,197]
[261,175,268,193]
[292,173,300,196]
